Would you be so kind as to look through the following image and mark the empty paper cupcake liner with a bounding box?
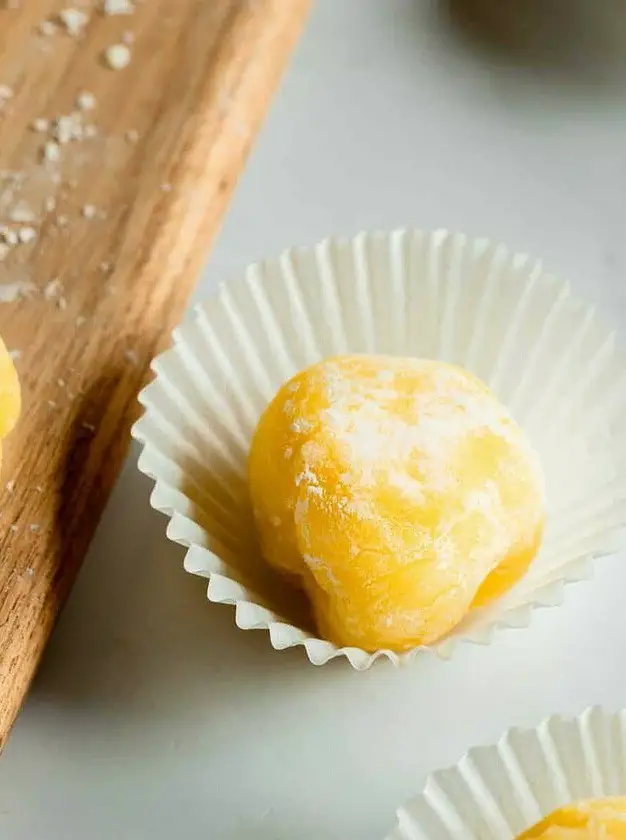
[386,707,626,840]
[132,229,626,669]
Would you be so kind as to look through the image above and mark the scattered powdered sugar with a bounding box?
[58,8,89,37]
[0,19,142,315]
[386,468,427,505]
[18,226,36,243]
[432,532,457,569]
[343,496,376,520]
[295,466,318,488]
[293,496,309,528]
[76,91,96,111]
[104,43,131,69]
[31,117,49,133]
[44,278,62,300]
[103,0,134,13]
[0,226,17,246]
[39,19,57,36]
[0,280,36,302]
[43,140,60,162]
[9,201,36,223]
[290,417,313,434]
[463,480,502,516]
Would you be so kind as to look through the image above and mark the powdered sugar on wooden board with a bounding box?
[0,0,150,537]
[0,280,35,302]
[0,0,143,311]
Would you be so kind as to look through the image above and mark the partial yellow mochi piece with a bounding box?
[0,333,20,440]
[248,355,544,652]
[517,798,626,839]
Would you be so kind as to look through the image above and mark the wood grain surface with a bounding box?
[0,0,310,748]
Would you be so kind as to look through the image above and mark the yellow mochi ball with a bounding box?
[0,331,20,474]
[517,799,626,839]
[248,355,544,652]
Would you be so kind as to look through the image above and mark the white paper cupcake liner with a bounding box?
[131,229,626,669]
[386,707,626,840]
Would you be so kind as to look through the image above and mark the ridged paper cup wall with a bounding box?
[132,230,626,669]
[386,707,626,840]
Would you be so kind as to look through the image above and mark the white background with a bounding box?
[3,1,626,837]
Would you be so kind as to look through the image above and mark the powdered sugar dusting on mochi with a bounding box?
[291,417,313,434]
[331,363,514,481]
[286,356,542,579]
[312,358,522,504]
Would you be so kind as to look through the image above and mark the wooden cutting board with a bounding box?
[0,0,310,748]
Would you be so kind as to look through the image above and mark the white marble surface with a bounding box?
[3,1,626,837]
